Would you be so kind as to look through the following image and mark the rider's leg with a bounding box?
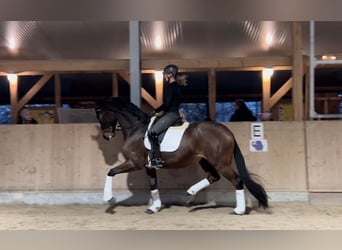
[147,131,163,167]
[147,112,180,168]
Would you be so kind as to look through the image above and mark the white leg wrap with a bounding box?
[187,178,210,195]
[233,189,246,214]
[103,176,113,201]
[148,189,161,213]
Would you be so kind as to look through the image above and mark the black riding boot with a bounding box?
[147,132,164,168]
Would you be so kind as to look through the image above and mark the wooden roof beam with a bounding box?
[0,60,129,73]
[0,57,292,73]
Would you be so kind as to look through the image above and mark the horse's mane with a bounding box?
[98,97,149,124]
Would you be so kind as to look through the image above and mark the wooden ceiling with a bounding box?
[1,21,342,121]
[0,21,341,73]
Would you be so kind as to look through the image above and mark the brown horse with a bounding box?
[95,97,268,214]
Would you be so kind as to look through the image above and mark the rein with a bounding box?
[115,111,148,132]
[97,97,150,139]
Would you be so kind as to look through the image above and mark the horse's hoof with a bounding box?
[145,209,155,214]
[103,193,114,202]
[185,193,195,207]
[230,211,245,215]
[107,197,116,204]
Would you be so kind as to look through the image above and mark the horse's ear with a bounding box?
[95,107,101,114]
[93,103,100,111]
[94,100,105,114]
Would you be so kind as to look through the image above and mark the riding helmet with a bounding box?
[163,64,178,76]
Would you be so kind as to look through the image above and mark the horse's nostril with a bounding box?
[103,131,115,140]
[103,135,111,140]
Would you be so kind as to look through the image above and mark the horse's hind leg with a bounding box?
[186,158,221,204]
[218,165,246,215]
[232,178,246,215]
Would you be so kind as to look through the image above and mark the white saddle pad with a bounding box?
[144,117,189,152]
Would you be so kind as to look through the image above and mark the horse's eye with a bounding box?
[97,112,103,120]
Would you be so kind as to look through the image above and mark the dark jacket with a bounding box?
[155,81,182,114]
[18,118,38,124]
[230,104,257,122]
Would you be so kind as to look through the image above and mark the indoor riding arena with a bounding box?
[1,19,342,230]
[1,121,342,230]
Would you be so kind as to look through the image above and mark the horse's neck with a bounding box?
[117,114,147,139]
[122,126,147,141]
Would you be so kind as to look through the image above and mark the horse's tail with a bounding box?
[233,139,268,208]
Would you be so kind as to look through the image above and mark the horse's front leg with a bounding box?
[104,160,141,202]
[145,168,162,214]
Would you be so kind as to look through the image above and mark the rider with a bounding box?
[147,64,187,168]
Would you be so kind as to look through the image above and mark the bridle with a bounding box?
[102,125,116,140]
[96,103,145,140]
[96,108,118,140]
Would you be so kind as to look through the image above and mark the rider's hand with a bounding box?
[155,111,164,117]
[151,110,164,117]
[151,110,157,117]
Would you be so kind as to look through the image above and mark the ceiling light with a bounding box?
[263,68,274,78]
[322,55,336,60]
[265,32,273,46]
[154,35,162,49]
[154,71,163,83]
[8,38,16,51]
[7,73,18,84]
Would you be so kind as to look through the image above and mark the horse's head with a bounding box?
[96,97,149,140]
[95,105,118,140]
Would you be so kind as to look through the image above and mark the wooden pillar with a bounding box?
[112,73,118,97]
[304,61,310,120]
[155,71,163,107]
[292,21,304,121]
[9,74,18,124]
[262,72,271,112]
[323,99,328,114]
[54,74,61,123]
[54,74,61,108]
[208,68,216,120]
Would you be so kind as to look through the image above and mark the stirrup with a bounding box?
[145,158,164,169]
[152,158,164,168]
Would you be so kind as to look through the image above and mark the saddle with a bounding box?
[144,116,189,152]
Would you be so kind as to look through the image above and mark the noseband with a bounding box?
[96,107,119,140]
[102,125,116,140]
